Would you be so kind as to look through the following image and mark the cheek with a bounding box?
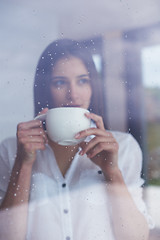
[83,86,92,101]
[50,88,65,102]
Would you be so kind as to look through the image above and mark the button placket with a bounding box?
[59,182,73,240]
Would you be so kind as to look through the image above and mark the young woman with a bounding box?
[0,39,153,240]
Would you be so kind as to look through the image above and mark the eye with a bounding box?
[51,79,66,88]
[78,78,90,85]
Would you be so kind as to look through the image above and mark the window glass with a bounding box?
[142,45,160,185]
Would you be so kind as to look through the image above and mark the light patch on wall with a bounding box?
[92,54,102,73]
[141,45,160,88]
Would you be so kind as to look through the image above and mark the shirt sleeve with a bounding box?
[117,133,155,229]
[0,138,17,205]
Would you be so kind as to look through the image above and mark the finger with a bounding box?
[79,136,115,155]
[87,141,119,158]
[75,128,110,140]
[18,127,46,137]
[24,142,46,152]
[18,127,48,143]
[85,112,105,130]
[18,124,48,143]
[79,141,89,154]
[20,135,46,144]
[17,120,42,131]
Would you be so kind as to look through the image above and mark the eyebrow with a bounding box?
[51,76,67,81]
[51,74,90,81]
[77,74,90,78]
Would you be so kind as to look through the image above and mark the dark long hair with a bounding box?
[34,38,104,119]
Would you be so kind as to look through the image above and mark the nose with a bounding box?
[66,83,79,102]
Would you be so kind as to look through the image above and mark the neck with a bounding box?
[48,138,79,176]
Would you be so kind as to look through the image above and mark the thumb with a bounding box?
[39,108,48,115]
[34,108,49,120]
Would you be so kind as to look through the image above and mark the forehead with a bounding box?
[52,56,89,76]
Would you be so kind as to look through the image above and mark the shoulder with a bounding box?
[110,130,137,143]
[110,130,142,155]
[0,137,17,151]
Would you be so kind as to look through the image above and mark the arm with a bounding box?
[0,157,33,240]
[0,109,48,240]
[105,169,149,240]
[75,113,149,240]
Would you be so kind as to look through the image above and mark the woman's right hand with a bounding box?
[16,108,48,165]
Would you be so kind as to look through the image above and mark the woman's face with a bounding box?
[50,56,92,109]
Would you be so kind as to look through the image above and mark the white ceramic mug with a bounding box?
[35,107,91,146]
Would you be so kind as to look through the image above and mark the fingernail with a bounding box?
[79,150,83,155]
[75,133,80,139]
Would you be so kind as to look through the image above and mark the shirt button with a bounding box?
[64,209,68,214]
[62,183,66,188]
[66,237,70,240]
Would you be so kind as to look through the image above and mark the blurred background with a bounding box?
[0,0,160,236]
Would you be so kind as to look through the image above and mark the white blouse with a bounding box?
[0,131,154,240]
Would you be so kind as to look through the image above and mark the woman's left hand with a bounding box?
[75,112,119,177]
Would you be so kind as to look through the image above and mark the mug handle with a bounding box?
[34,113,47,121]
